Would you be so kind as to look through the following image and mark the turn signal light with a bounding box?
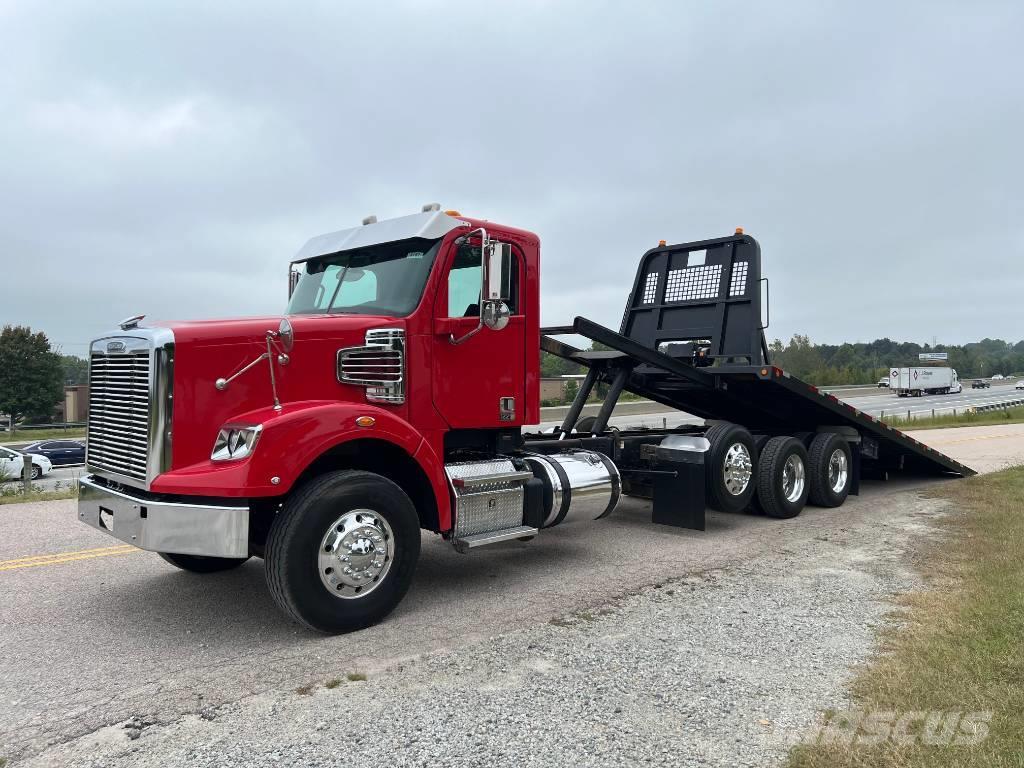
[355,415,376,428]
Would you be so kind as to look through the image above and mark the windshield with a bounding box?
[287,237,442,316]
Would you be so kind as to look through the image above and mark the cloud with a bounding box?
[28,96,200,150]
[1,0,1022,354]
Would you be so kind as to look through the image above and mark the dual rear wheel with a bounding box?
[705,425,852,518]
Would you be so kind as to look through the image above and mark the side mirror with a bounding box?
[485,242,511,302]
[449,233,513,345]
[288,264,301,298]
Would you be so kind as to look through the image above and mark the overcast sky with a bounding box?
[2,0,1022,356]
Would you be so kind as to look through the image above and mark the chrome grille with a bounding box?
[87,347,151,482]
[337,328,405,404]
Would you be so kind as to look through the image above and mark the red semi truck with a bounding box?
[78,207,972,632]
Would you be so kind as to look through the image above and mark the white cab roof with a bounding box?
[294,210,470,261]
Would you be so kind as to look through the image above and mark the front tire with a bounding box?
[30,464,41,480]
[158,552,250,573]
[265,470,420,634]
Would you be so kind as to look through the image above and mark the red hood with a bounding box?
[157,314,394,346]
[162,313,404,470]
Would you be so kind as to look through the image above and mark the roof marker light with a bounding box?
[444,209,461,216]
[658,239,667,247]
[422,203,440,212]
[362,215,377,225]
[735,227,744,235]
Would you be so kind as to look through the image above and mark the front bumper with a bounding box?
[78,475,250,558]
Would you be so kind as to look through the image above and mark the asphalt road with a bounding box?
[3,424,1024,764]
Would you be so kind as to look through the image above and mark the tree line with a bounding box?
[542,334,1024,387]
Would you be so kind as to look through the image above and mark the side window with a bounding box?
[446,242,520,318]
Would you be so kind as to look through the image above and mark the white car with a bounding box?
[0,446,52,481]
[1016,380,1024,390]
[992,374,1004,380]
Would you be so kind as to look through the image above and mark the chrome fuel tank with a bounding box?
[522,450,620,528]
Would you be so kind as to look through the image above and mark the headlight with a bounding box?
[211,424,263,462]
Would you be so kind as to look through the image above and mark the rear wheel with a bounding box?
[158,552,250,573]
[807,433,852,507]
[756,437,809,519]
[704,423,757,513]
[265,470,420,634]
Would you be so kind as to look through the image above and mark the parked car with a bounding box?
[1016,380,1024,390]
[0,446,52,481]
[992,374,1004,380]
[972,379,991,389]
[18,439,86,466]
[877,377,889,388]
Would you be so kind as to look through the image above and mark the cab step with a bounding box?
[453,525,538,553]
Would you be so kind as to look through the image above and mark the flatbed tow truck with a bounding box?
[77,207,973,632]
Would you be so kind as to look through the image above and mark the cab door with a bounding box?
[431,238,525,428]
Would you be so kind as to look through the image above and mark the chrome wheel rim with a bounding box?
[722,443,753,495]
[782,454,805,503]
[318,509,394,599]
[828,449,848,493]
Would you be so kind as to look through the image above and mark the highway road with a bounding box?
[534,381,1024,430]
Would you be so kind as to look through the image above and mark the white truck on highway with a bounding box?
[889,366,961,397]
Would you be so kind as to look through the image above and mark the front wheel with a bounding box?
[265,470,420,634]
[30,464,41,480]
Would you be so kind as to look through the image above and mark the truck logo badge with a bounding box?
[106,341,127,353]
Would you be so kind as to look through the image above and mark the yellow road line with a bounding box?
[0,544,135,566]
[0,544,138,572]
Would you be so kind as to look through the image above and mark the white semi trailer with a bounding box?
[889,366,961,396]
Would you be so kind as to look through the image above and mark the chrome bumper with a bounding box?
[78,475,249,558]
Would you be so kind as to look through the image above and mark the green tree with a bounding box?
[60,354,90,385]
[0,326,64,431]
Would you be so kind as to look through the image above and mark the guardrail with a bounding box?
[2,422,86,433]
[972,398,1024,413]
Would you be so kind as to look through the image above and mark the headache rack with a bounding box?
[540,232,974,480]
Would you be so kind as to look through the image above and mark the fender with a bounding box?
[150,400,452,529]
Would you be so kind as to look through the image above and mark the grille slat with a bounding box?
[87,348,151,482]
